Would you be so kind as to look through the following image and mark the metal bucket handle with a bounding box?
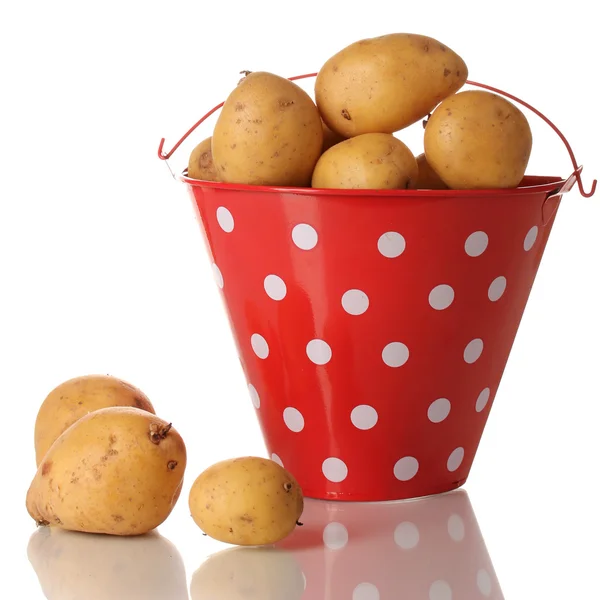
[158,73,597,219]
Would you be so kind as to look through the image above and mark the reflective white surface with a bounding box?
[2,0,598,597]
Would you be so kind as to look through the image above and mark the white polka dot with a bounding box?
[447,447,465,472]
[378,231,406,258]
[250,334,269,359]
[212,263,224,289]
[464,338,484,364]
[382,342,410,368]
[283,407,305,433]
[394,456,419,481]
[216,206,234,232]
[306,339,332,365]
[488,276,507,301]
[524,225,538,251]
[428,398,451,423]
[465,231,488,257]
[292,224,318,250]
[353,582,380,600]
[248,384,260,409]
[429,580,453,600]
[477,569,493,596]
[271,453,283,467]
[264,274,287,301]
[351,405,378,430]
[322,457,348,483]
[476,388,491,412]
[447,514,465,542]
[342,289,369,315]
[394,522,420,549]
[323,522,348,549]
[429,284,455,310]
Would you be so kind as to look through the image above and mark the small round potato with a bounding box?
[187,137,219,181]
[415,152,449,190]
[424,90,533,189]
[189,457,304,546]
[311,133,418,190]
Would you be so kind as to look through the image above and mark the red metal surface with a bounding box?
[187,175,564,501]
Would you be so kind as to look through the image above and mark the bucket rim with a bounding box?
[179,172,565,197]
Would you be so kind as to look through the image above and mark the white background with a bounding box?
[1,0,598,598]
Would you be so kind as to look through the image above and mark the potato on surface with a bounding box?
[424,90,533,189]
[26,406,186,536]
[415,152,449,189]
[28,527,188,600]
[34,374,155,467]
[189,456,304,546]
[315,33,468,137]
[212,71,323,186]
[311,132,418,190]
[190,546,305,600]
[188,136,219,181]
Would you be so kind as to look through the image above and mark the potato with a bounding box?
[188,136,219,181]
[26,406,186,535]
[34,374,155,467]
[189,456,304,546]
[28,527,188,600]
[311,132,418,190]
[321,119,345,152]
[415,152,449,190]
[212,71,323,186]
[190,546,305,600]
[424,90,533,189]
[315,33,468,137]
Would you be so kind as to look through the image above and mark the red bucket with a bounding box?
[159,76,596,502]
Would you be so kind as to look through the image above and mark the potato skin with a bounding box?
[415,152,449,190]
[189,457,304,546]
[34,375,155,467]
[212,71,323,186]
[424,90,533,189]
[26,407,186,536]
[321,119,345,152]
[311,133,418,190]
[315,33,468,137]
[188,137,219,181]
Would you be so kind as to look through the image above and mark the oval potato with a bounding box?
[415,152,449,190]
[189,456,304,546]
[316,33,468,137]
[34,375,155,467]
[188,137,219,181]
[424,90,533,189]
[312,132,418,190]
[212,71,323,186]
[26,406,186,536]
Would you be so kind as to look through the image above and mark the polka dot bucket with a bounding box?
[277,489,503,599]
[158,76,596,502]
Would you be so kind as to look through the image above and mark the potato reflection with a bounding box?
[190,546,305,600]
[28,527,188,600]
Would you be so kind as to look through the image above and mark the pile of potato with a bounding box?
[188,32,533,191]
[27,374,303,545]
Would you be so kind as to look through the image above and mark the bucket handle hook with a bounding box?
[158,73,597,200]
